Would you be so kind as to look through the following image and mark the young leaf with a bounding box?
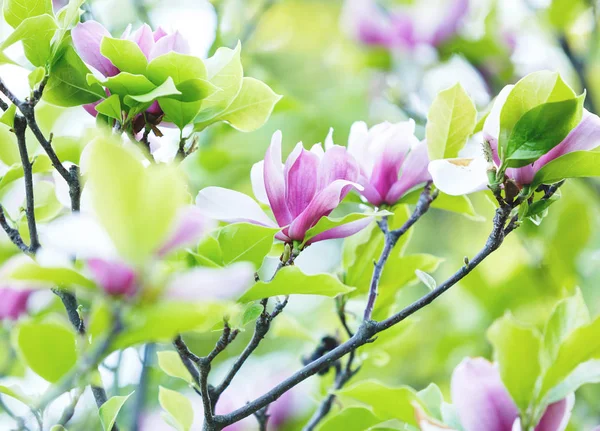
[531,150,600,188]
[0,14,58,67]
[0,104,17,129]
[159,386,194,431]
[100,37,148,75]
[28,67,46,90]
[4,0,52,28]
[99,392,134,431]
[504,96,583,167]
[14,320,77,382]
[95,94,122,120]
[123,76,181,106]
[241,303,263,325]
[216,223,278,269]
[415,269,437,291]
[426,83,477,160]
[157,351,193,384]
[98,72,155,98]
[5,261,95,289]
[487,314,543,413]
[317,407,385,431]
[32,181,62,222]
[44,46,105,107]
[195,77,281,132]
[239,266,354,302]
[146,52,207,85]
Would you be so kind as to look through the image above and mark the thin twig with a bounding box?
[0,205,29,253]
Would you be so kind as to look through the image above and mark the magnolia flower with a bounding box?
[72,21,189,117]
[346,120,430,206]
[429,357,573,431]
[343,0,469,50]
[0,287,31,320]
[429,85,600,195]
[196,130,370,245]
[40,207,252,299]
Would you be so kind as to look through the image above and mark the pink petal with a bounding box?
[153,26,168,41]
[130,24,155,59]
[166,263,255,301]
[506,165,535,186]
[87,258,137,297]
[306,217,373,244]
[0,288,31,320]
[534,111,600,171]
[535,395,574,431]
[385,139,431,204]
[147,100,163,116]
[264,131,292,226]
[83,101,100,117]
[149,31,190,60]
[430,0,469,45]
[451,357,519,431]
[370,137,409,198]
[285,145,320,218]
[358,173,384,206]
[72,21,119,77]
[158,206,213,256]
[317,145,360,191]
[287,179,361,241]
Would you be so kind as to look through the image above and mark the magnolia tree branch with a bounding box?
[0,205,29,253]
[211,195,525,430]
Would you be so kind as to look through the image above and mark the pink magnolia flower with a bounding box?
[436,357,573,431]
[346,120,431,206]
[196,130,370,245]
[429,84,600,195]
[0,287,31,320]
[72,21,189,117]
[343,0,469,51]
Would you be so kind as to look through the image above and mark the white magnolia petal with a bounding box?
[483,84,515,141]
[428,157,489,196]
[39,213,118,260]
[195,187,275,227]
[250,161,269,205]
[324,127,335,150]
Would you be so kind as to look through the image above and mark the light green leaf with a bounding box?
[51,426,68,431]
[193,235,223,268]
[94,72,155,99]
[499,71,576,154]
[239,266,354,302]
[217,223,278,269]
[548,0,586,30]
[545,359,600,403]
[99,392,134,431]
[241,303,263,326]
[32,181,62,222]
[14,320,77,382]
[157,351,193,385]
[195,77,281,132]
[504,96,584,167]
[1,14,57,67]
[123,77,181,106]
[86,138,188,263]
[417,384,444,421]
[5,261,95,289]
[0,385,34,405]
[487,314,542,412]
[337,380,422,425]
[302,211,390,246]
[415,269,436,290]
[159,386,194,431]
[0,104,17,129]
[146,52,207,85]
[426,83,477,160]
[95,94,122,120]
[4,0,52,29]
[44,46,105,107]
[28,67,46,90]
[531,150,600,188]
[195,42,243,122]
[0,154,53,192]
[317,407,384,431]
[158,79,220,129]
[100,37,148,75]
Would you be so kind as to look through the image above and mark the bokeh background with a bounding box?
[2,0,600,429]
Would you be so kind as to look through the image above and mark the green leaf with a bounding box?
[499,71,576,155]
[51,426,68,431]
[172,78,218,102]
[426,83,477,160]
[157,351,193,384]
[0,385,34,405]
[5,261,95,289]
[317,407,385,431]
[28,66,46,90]
[4,0,52,28]
[86,138,188,263]
[0,104,17,129]
[337,380,421,425]
[32,181,62,222]
[44,46,105,107]
[1,14,57,67]
[123,77,181,106]
[415,269,436,290]
[302,211,390,246]
[504,96,584,167]
[417,384,444,421]
[545,359,600,403]
[487,314,543,412]
[239,266,354,302]
[193,235,223,268]
[158,79,220,129]
[216,223,278,269]
[99,392,134,431]
[195,77,281,132]
[95,94,122,120]
[548,0,586,31]
[531,150,600,188]
[241,303,263,326]
[14,320,77,382]
[95,73,155,99]
[113,301,236,350]
[100,37,148,75]
[195,42,243,122]
[146,52,207,85]
[159,386,194,431]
